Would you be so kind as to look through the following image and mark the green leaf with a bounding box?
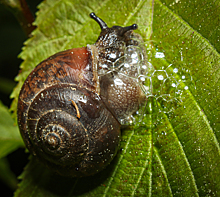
[0,102,23,159]
[13,0,220,196]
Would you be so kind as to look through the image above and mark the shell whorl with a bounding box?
[17,48,121,177]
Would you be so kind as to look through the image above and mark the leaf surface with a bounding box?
[13,0,220,196]
[0,102,23,159]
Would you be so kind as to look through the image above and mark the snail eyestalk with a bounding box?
[123,24,138,32]
[90,12,108,29]
[118,24,138,36]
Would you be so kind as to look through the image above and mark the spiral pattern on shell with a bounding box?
[17,47,121,177]
[17,13,146,177]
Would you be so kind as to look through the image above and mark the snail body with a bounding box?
[17,13,145,177]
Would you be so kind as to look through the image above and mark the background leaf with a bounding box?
[13,0,220,196]
[0,102,23,159]
[0,157,18,191]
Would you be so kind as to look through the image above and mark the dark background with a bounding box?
[0,1,42,196]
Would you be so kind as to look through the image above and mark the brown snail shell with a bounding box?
[17,13,145,177]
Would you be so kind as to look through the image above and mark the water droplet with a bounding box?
[173,68,178,73]
[155,52,165,58]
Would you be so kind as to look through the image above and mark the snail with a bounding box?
[17,12,146,177]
